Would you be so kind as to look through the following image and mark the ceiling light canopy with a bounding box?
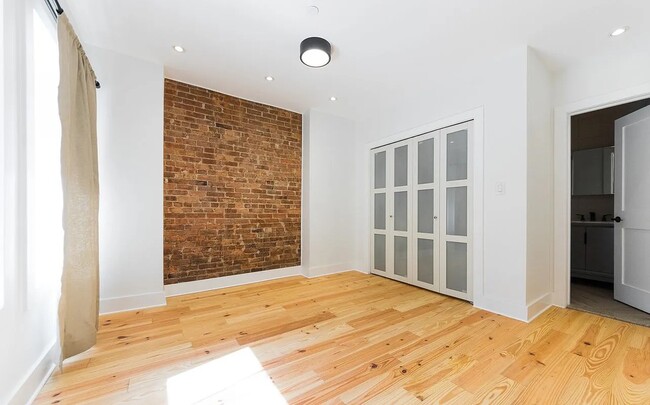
[300,37,331,68]
[610,27,629,37]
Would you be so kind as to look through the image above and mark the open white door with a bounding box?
[614,105,650,313]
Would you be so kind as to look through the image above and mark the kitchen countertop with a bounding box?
[571,221,615,227]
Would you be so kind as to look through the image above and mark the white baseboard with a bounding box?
[164,266,303,297]
[526,293,553,322]
[99,291,167,315]
[305,263,359,278]
[9,341,57,405]
[473,295,529,322]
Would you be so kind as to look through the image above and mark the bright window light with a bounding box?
[166,347,287,405]
[0,0,4,310]
[29,8,63,298]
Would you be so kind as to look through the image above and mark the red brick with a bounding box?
[163,79,301,284]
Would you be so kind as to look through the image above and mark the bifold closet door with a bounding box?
[371,147,388,275]
[412,131,439,291]
[370,140,412,282]
[390,140,411,282]
[371,121,472,302]
[440,123,472,300]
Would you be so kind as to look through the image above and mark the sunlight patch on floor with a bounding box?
[166,347,287,404]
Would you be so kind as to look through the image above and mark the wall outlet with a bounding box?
[496,182,506,195]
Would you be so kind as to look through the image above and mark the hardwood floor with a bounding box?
[36,272,650,404]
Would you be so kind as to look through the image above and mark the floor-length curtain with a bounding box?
[57,13,99,361]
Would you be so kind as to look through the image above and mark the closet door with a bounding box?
[371,147,388,275]
[412,131,440,291]
[389,140,412,282]
[440,123,472,301]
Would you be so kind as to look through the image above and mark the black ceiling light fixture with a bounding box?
[300,37,332,68]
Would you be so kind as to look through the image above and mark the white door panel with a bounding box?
[440,123,472,301]
[412,131,440,291]
[371,148,388,275]
[614,105,650,313]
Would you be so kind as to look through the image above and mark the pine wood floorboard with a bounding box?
[35,272,650,404]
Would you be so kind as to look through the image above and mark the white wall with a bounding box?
[525,48,554,317]
[85,46,166,314]
[355,46,530,319]
[554,51,650,107]
[303,110,359,277]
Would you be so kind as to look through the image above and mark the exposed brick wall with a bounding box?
[163,79,302,284]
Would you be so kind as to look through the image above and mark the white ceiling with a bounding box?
[64,0,650,119]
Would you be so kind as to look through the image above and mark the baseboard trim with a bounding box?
[164,266,303,297]
[527,293,553,322]
[9,341,57,405]
[305,264,358,278]
[99,291,167,315]
[473,295,528,322]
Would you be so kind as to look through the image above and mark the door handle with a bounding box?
[614,216,622,223]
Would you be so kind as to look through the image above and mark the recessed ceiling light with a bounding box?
[173,45,185,53]
[265,76,274,81]
[330,96,337,101]
[610,27,629,37]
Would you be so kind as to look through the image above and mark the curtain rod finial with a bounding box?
[53,0,64,14]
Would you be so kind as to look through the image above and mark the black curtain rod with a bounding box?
[45,0,101,89]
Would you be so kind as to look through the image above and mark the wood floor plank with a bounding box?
[36,272,650,404]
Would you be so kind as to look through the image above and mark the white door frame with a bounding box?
[553,84,650,307]
[367,107,484,303]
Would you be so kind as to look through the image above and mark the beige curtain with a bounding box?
[57,13,99,361]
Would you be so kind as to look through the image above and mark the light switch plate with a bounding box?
[496,182,505,195]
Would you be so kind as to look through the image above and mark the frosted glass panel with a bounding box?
[418,138,435,184]
[394,145,408,187]
[417,239,434,285]
[374,193,386,230]
[446,242,467,293]
[394,236,408,277]
[394,191,408,231]
[418,189,434,234]
[374,151,386,189]
[374,234,386,271]
[446,187,467,236]
[447,130,468,181]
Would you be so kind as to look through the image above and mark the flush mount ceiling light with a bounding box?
[610,27,629,37]
[330,96,337,101]
[265,76,274,81]
[300,37,331,68]
[173,45,185,53]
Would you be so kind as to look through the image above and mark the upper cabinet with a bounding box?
[572,147,614,196]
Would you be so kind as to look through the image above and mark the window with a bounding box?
[0,0,5,310]
[27,3,63,298]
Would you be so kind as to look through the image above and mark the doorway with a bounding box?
[568,98,650,326]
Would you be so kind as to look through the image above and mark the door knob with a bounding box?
[614,216,622,223]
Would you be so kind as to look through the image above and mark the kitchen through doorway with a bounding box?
[569,98,650,326]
